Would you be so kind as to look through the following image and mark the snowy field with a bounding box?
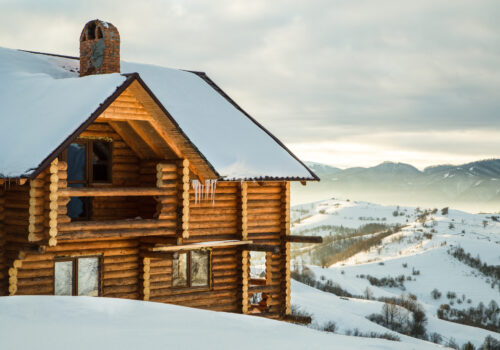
[290,199,500,348]
[0,296,442,350]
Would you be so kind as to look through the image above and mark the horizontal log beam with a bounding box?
[245,244,280,254]
[140,251,179,260]
[286,235,323,244]
[59,219,176,232]
[57,228,176,241]
[248,285,280,293]
[60,187,174,197]
[152,240,253,252]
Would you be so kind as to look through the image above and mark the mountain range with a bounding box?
[292,159,500,213]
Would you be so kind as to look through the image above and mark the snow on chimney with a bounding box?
[79,19,120,77]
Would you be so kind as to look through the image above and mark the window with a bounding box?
[248,252,270,313]
[67,140,112,184]
[54,256,101,296]
[172,250,210,288]
[66,139,112,221]
[250,252,266,280]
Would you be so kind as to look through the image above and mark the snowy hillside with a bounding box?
[290,199,500,348]
[0,296,442,350]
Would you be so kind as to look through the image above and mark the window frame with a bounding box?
[54,255,103,296]
[64,139,113,186]
[171,250,212,290]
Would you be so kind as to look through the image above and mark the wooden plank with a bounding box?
[59,219,177,232]
[60,187,175,197]
[286,235,323,243]
[57,228,176,241]
[151,240,253,252]
[128,120,164,158]
[109,121,155,159]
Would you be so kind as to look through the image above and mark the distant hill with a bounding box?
[290,198,500,348]
[295,159,500,213]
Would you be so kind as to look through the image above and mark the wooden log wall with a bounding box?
[0,186,5,295]
[28,173,47,244]
[185,182,239,244]
[1,182,30,295]
[247,182,286,315]
[155,162,180,233]
[148,247,240,313]
[3,183,30,245]
[13,239,140,298]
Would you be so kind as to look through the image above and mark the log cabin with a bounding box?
[0,19,319,320]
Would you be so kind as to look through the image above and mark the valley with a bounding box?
[288,198,500,348]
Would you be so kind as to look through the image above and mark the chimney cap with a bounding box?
[80,19,119,42]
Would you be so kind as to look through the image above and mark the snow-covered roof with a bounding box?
[0,47,317,181]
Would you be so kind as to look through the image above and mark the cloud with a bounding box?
[0,0,498,165]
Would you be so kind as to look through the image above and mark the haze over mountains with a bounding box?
[292,159,500,213]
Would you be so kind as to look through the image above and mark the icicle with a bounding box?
[211,180,217,206]
[190,179,217,205]
[191,180,200,205]
[205,179,209,200]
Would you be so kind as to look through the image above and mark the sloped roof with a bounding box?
[0,47,318,181]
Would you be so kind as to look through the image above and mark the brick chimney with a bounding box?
[79,20,120,77]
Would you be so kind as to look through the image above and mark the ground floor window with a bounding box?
[249,252,270,313]
[54,256,101,296]
[172,250,211,288]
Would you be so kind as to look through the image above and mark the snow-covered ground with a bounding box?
[0,296,442,350]
[290,198,500,348]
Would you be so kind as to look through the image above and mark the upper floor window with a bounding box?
[66,139,112,221]
[67,139,112,185]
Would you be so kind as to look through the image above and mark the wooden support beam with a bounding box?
[128,120,164,158]
[140,251,179,260]
[245,244,280,254]
[57,227,176,241]
[98,112,151,122]
[109,121,149,159]
[151,240,253,252]
[59,219,176,232]
[286,235,323,244]
[60,187,175,197]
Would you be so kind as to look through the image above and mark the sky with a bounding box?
[0,0,499,169]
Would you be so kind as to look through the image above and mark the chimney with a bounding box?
[79,19,120,77]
